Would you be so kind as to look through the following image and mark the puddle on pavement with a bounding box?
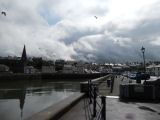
[125,113,135,120]
[138,106,156,112]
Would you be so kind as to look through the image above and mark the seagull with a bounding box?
[1,11,6,16]
[94,16,98,19]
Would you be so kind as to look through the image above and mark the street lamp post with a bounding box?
[141,46,146,73]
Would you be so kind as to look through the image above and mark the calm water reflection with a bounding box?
[0,79,83,120]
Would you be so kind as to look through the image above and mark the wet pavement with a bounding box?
[106,97,160,120]
[58,75,160,120]
[58,97,160,120]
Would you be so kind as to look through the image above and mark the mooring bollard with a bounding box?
[101,96,106,120]
[107,79,110,87]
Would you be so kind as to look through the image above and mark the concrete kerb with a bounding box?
[80,74,112,92]
[25,93,85,120]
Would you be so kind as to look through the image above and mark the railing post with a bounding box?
[93,85,97,117]
[88,80,92,104]
[101,96,106,120]
[110,75,114,93]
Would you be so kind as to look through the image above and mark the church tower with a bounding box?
[21,45,27,62]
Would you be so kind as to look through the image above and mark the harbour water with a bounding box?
[0,79,84,120]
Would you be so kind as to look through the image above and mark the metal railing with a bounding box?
[84,80,106,120]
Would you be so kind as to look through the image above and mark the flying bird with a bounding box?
[1,11,6,16]
[94,16,98,19]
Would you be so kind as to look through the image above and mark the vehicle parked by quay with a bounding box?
[130,74,136,79]
[140,73,150,80]
[144,78,160,85]
[129,72,150,80]
[122,71,131,77]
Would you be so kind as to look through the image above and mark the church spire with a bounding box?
[21,45,27,61]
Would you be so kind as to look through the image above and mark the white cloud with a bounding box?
[150,37,160,46]
[0,0,160,62]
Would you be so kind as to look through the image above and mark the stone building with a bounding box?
[0,45,27,73]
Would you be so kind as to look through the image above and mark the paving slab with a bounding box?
[106,97,160,120]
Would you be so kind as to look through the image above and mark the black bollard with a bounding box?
[107,79,110,87]
[110,76,114,93]
[136,72,141,84]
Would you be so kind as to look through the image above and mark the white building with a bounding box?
[72,61,85,74]
[42,66,56,73]
[24,66,37,74]
[63,64,73,73]
[0,64,9,72]
[146,64,160,76]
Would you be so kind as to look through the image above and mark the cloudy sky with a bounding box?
[0,0,160,62]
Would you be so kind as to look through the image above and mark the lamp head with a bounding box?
[141,46,145,53]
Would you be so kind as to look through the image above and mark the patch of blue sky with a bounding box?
[40,12,61,26]
[46,17,61,26]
